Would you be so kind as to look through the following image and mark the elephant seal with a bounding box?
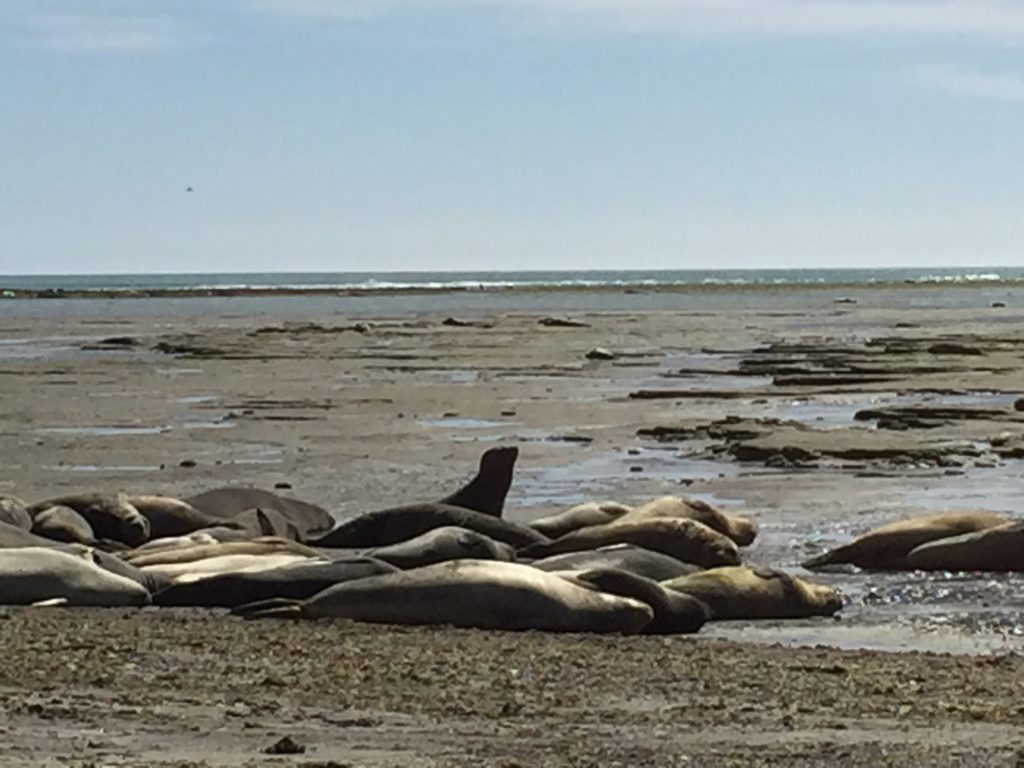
[437,446,518,517]
[904,521,1024,572]
[184,488,335,541]
[802,510,1011,571]
[30,505,96,545]
[0,546,151,606]
[144,553,324,583]
[662,566,843,620]
[127,495,238,540]
[123,537,322,568]
[310,504,546,549]
[529,544,703,581]
[369,526,515,569]
[26,493,150,546]
[528,501,632,539]
[0,496,31,531]
[0,520,166,593]
[617,496,758,547]
[519,518,739,569]
[234,559,654,634]
[566,568,709,635]
[154,556,399,607]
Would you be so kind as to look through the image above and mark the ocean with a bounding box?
[1,267,1021,319]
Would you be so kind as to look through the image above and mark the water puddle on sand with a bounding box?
[419,417,508,429]
[177,395,218,404]
[513,449,739,506]
[39,425,169,436]
[43,464,161,473]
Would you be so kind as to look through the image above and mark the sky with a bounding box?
[2,1,1024,274]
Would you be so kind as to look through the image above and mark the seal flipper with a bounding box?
[231,597,305,619]
[802,543,856,570]
[439,446,518,518]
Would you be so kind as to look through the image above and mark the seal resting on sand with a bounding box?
[662,566,842,620]
[30,505,96,545]
[616,496,757,546]
[368,526,515,568]
[519,518,739,569]
[234,559,653,634]
[802,510,1011,571]
[528,501,632,539]
[529,544,702,581]
[183,488,334,541]
[0,546,151,606]
[564,568,709,635]
[26,493,150,547]
[0,496,31,531]
[309,446,528,548]
[904,521,1024,572]
[154,557,399,607]
[127,495,243,540]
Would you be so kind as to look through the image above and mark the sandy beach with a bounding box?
[2,293,1024,765]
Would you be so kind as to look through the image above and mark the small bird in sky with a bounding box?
[186,186,194,192]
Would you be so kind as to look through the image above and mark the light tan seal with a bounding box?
[662,566,842,620]
[0,546,151,606]
[802,510,1010,570]
[615,496,757,546]
[519,518,740,569]
[234,559,654,634]
[528,501,633,539]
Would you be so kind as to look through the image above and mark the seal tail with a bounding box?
[231,597,305,620]
[439,446,518,518]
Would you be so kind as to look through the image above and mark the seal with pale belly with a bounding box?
[234,559,654,634]
[617,496,758,546]
[154,557,399,607]
[519,518,739,569]
[529,544,702,581]
[662,566,842,620]
[904,521,1024,572]
[802,510,1011,570]
[26,493,150,546]
[528,501,632,539]
[0,546,151,606]
[368,526,514,568]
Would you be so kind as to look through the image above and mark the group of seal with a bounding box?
[0,446,850,634]
[3,438,1017,633]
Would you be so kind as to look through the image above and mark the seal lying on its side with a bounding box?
[0,546,151,606]
[234,559,654,634]
[26,493,150,546]
[0,521,167,594]
[310,505,546,549]
[154,557,399,607]
[30,505,96,545]
[519,518,739,569]
[802,510,1010,571]
[616,496,758,547]
[527,501,632,539]
[184,488,335,542]
[0,496,31,531]
[564,568,709,635]
[904,521,1024,572]
[662,566,842,620]
[368,526,514,569]
[127,495,241,540]
[529,544,702,582]
[123,537,323,568]
[144,553,326,584]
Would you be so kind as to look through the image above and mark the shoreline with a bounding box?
[3,278,1024,301]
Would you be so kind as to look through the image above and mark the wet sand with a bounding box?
[2,299,1024,765]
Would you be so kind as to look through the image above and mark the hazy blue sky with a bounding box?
[2,1,1023,274]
